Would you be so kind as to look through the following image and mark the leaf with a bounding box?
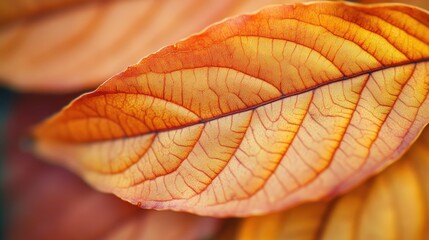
[236,126,429,240]
[0,0,315,92]
[0,0,92,25]
[4,93,221,240]
[352,0,429,10]
[32,2,429,217]
[105,211,221,240]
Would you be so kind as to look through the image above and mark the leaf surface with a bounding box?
[0,0,313,92]
[353,0,429,10]
[236,126,429,240]
[33,2,429,216]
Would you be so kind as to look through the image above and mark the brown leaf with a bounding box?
[33,2,429,217]
[4,93,221,240]
[236,126,429,240]
[0,0,317,92]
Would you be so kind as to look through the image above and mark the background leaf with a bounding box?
[0,0,324,92]
[33,2,429,217]
[0,0,94,25]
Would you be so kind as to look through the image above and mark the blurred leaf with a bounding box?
[33,2,429,217]
[105,211,221,240]
[0,0,95,25]
[236,126,429,240]
[0,0,320,92]
[4,93,221,240]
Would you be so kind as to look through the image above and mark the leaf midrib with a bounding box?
[86,58,429,143]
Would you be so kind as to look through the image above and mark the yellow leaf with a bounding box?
[33,2,429,217]
[237,126,429,240]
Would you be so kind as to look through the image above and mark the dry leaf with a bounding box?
[33,2,429,217]
[4,93,221,240]
[0,0,319,92]
[237,126,429,240]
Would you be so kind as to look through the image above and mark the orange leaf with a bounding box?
[353,0,429,10]
[236,126,429,240]
[33,2,429,217]
[0,0,314,92]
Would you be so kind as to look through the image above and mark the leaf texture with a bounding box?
[33,2,429,216]
[236,126,429,240]
[0,0,315,92]
[353,0,429,11]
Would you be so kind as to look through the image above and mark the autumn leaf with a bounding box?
[352,0,429,11]
[0,0,320,93]
[236,126,429,240]
[32,2,429,217]
[3,93,221,240]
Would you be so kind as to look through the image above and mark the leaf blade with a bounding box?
[33,2,429,216]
